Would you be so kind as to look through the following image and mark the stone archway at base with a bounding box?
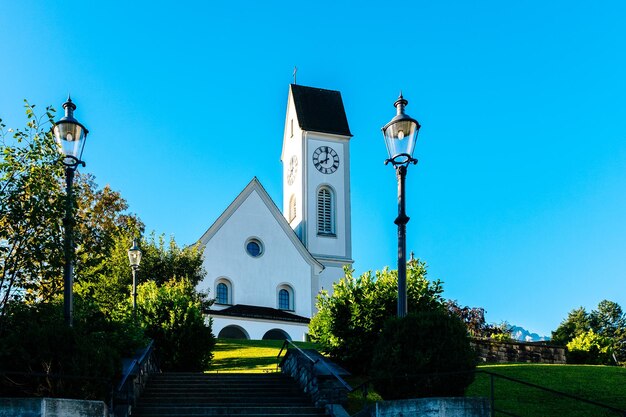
[262,328,291,341]
[218,325,250,339]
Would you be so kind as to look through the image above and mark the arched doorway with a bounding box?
[262,328,291,341]
[218,325,250,340]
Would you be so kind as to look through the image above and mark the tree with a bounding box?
[446,299,512,339]
[0,297,144,399]
[0,103,65,323]
[566,330,614,365]
[309,259,444,373]
[0,103,145,325]
[135,233,205,288]
[552,300,626,364]
[370,310,476,399]
[551,307,591,346]
[136,278,214,371]
[590,300,625,340]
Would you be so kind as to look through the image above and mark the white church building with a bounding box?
[196,84,354,341]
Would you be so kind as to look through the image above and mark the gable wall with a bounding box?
[198,190,313,318]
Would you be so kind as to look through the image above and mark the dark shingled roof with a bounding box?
[291,84,352,136]
[207,304,310,324]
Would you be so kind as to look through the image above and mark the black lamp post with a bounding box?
[53,96,89,327]
[381,93,421,318]
[127,239,142,312]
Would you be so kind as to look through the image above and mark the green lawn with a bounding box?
[208,341,626,417]
[207,339,318,373]
[467,364,626,417]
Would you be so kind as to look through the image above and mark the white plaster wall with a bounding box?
[198,189,313,318]
[281,94,305,239]
[210,315,309,342]
[305,134,351,260]
[317,264,346,296]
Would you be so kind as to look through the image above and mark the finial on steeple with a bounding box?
[409,251,415,261]
[293,66,298,85]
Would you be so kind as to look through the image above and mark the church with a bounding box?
[196,84,354,341]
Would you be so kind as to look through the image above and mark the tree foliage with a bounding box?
[0,298,144,399]
[136,278,214,371]
[0,103,65,319]
[566,330,614,365]
[0,103,215,394]
[370,310,476,400]
[446,299,512,339]
[0,103,144,320]
[551,307,591,346]
[309,259,444,373]
[552,300,626,364]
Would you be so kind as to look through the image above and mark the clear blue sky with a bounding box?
[2,1,625,336]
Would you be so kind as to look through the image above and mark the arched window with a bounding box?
[215,279,232,305]
[317,187,334,235]
[278,289,290,310]
[289,194,296,223]
[216,283,228,304]
[277,285,294,311]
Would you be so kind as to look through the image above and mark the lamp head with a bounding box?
[128,239,142,269]
[53,96,89,168]
[381,93,420,166]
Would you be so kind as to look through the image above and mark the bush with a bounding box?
[137,278,215,371]
[0,298,144,399]
[566,330,614,365]
[370,310,476,400]
[309,260,443,373]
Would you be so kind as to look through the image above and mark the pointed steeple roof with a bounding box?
[290,84,352,136]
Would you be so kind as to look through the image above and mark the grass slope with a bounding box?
[209,341,626,416]
[467,364,626,417]
[208,339,318,373]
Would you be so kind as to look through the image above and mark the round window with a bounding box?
[245,239,263,257]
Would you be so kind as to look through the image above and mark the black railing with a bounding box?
[113,340,159,416]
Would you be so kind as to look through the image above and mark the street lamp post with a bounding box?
[53,96,89,327]
[381,93,421,318]
[127,239,142,312]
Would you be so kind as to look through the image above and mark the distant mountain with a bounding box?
[510,325,550,342]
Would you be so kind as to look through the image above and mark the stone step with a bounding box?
[138,396,311,404]
[135,414,324,417]
[132,373,326,417]
[142,386,303,393]
[148,373,287,379]
[132,405,325,415]
[143,381,293,389]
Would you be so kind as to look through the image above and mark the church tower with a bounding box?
[281,84,354,293]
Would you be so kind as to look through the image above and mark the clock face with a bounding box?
[287,155,298,185]
[312,146,339,174]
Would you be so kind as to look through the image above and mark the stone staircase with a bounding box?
[132,372,327,416]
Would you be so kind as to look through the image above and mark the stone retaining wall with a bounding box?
[0,398,108,417]
[280,349,348,407]
[471,339,566,364]
[354,398,490,417]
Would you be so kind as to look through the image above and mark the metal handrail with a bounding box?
[116,340,154,392]
[277,339,353,392]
